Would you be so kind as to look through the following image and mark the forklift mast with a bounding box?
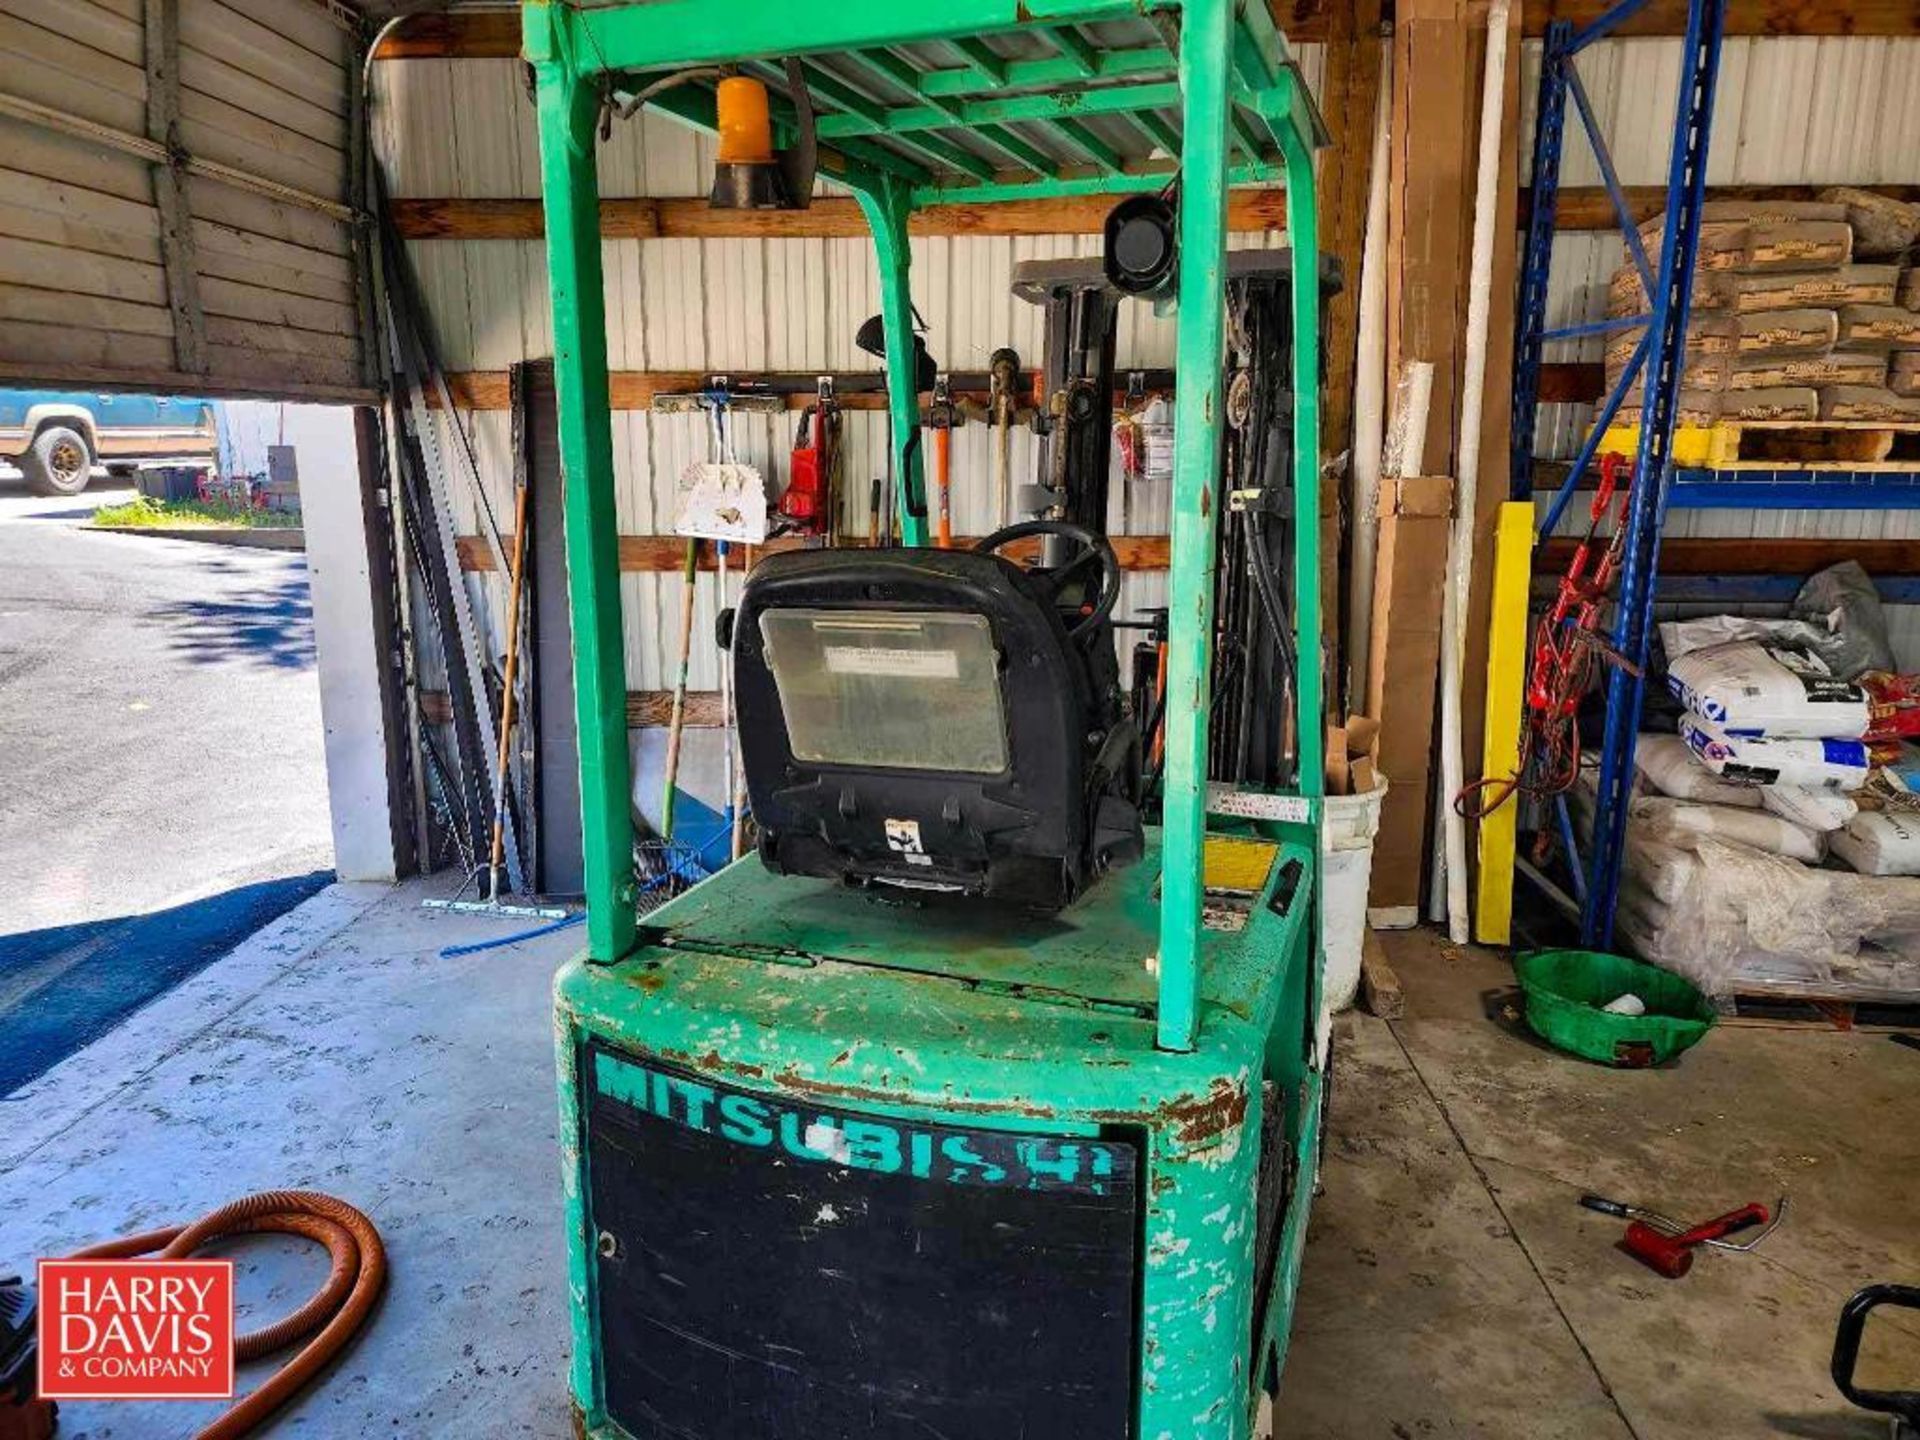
[1018,267,1122,546]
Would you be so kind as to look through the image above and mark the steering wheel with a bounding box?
[973,519,1121,641]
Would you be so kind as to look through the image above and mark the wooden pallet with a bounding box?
[1721,986,1920,1032]
[1600,419,1920,469]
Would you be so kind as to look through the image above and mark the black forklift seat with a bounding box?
[727,536,1143,910]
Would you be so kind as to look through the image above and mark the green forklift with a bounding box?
[524,2,1330,1434]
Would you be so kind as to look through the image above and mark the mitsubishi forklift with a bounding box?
[524,2,1330,1435]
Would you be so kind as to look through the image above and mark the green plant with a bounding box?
[91,494,297,530]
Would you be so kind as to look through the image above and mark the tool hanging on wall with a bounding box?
[988,347,1022,526]
[652,381,780,850]
[661,538,699,843]
[778,376,841,540]
[1113,373,1173,536]
[1579,1192,1786,1279]
[930,374,956,547]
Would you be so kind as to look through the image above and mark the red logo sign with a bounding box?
[36,1259,235,1401]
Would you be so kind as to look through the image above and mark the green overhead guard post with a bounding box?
[852,176,932,547]
[527,2,638,964]
[1276,68,1326,1029]
[1154,0,1235,1055]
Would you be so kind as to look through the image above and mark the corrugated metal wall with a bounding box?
[372,32,1917,710]
[0,0,364,396]
[1518,35,1920,663]
[371,49,1323,695]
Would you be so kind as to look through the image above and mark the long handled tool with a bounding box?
[988,346,1020,526]
[423,469,569,921]
[660,537,700,841]
[652,380,779,847]
[1580,1192,1786,1278]
[931,374,955,547]
[483,481,532,904]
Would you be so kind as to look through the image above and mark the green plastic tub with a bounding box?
[1515,949,1716,1068]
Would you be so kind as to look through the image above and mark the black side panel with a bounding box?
[586,1046,1139,1439]
[523,359,582,896]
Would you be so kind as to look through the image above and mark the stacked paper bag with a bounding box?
[1603,191,1920,425]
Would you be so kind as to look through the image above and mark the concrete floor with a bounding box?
[3,883,1915,1438]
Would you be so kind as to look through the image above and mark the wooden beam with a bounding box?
[144,0,207,375]
[436,369,1168,412]
[388,192,1292,241]
[441,370,710,411]
[1537,536,1920,575]
[1316,0,1384,466]
[0,359,375,405]
[1360,928,1405,1019]
[1269,0,1335,41]
[456,533,1175,574]
[373,11,521,60]
[1520,0,1920,36]
[1522,183,1920,231]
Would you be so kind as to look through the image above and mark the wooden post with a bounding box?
[143,0,207,375]
[1371,0,1475,918]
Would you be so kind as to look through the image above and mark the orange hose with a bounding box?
[70,1191,386,1440]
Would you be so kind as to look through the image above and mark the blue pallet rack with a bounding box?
[1510,0,1920,946]
[1508,0,1732,947]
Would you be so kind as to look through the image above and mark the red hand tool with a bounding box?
[1580,1192,1786,1279]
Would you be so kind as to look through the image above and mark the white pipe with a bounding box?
[1382,360,1432,485]
[1436,0,1512,942]
[1344,38,1395,709]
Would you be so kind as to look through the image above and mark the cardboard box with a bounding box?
[1365,475,1452,912]
[1326,713,1381,797]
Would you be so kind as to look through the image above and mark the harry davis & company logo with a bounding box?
[37,1258,235,1401]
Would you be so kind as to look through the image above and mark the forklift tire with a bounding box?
[20,426,92,497]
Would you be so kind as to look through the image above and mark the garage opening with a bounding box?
[0,394,402,1093]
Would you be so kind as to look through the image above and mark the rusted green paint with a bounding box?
[555,829,1315,1437]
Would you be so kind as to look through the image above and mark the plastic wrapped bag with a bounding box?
[1616,819,1920,998]
[1792,560,1896,680]
[1659,614,1838,666]
[1635,796,1826,863]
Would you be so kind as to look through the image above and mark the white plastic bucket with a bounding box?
[1320,775,1388,1014]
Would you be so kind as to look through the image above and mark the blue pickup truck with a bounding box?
[0,389,219,496]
